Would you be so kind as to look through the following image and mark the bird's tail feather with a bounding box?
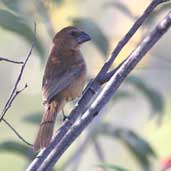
[33,101,61,151]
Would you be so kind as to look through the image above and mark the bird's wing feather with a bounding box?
[42,63,83,103]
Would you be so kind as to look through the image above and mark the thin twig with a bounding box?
[92,137,107,171]
[92,138,105,163]
[27,9,171,171]
[2,84,28,114]
[0,57,23,64]
[2,118,33,146]
[0,22,36,121]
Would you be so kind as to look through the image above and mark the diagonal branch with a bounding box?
[97,0,169,76]
[27,6,171,171]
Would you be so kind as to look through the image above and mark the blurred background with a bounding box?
[0,0,171,170]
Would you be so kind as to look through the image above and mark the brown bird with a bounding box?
[33,26,91,151]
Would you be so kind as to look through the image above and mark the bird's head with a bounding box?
[53,26,91,50]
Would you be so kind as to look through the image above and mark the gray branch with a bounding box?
[27,1,171,171]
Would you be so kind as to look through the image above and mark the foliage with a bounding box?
[105,1,171,26]
[92,123,156,171]
[97,163,129,171]
[0,9,45,59]
[104,2,137,20]
[72,17,109,56]
[0,141,34,160]
[126,75,164,118]
[23,112,42,125]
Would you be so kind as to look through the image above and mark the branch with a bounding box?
[27,6,171,171]
[0,57,23,64]
[0,23,36,121]
[92,138,106,163]
[2,118,33,146]
[0,23,36,147]
[2,83,28,117]
[96,0,170,76]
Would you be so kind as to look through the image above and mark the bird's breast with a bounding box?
[61,62,87,101]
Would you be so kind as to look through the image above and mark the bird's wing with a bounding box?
[42,63,84,103]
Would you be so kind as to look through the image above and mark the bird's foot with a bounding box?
[62,109,70,122]
[63,114,69,122]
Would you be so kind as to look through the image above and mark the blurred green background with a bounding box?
[0,0,171,171]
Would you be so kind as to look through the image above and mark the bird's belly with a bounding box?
[61,71,86,101]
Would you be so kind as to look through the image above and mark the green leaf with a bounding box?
[154,3,171,14]
[1,0,20,13]
[126,75,164,118]
[52,0,64,5]
[23,112,42,124]
[116,129,156,171]
[71,17,109,56]
[0,9,45,60]
[0,141,33,159]
[93,124,156,171]
[97,163,129,171]
[113,90,134,102]
[104,2,137,20]
[35,0,55,38]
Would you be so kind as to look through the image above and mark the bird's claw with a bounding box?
[63,114,69,122]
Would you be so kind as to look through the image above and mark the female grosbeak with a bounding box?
[33,26,91,151]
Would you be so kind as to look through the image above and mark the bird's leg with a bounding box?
[62,108,69,121]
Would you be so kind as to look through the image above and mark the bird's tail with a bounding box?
[33,100,62,151]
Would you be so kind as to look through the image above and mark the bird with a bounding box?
[33,26,91,151]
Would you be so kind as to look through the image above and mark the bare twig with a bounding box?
[92,138,106,163]
[0,57,23,64]
[0,23,36,121]
[92,138,107,171]
[0,23,36,147]
[2,118,33,146]
[27,8,171,171]
[2,83,28,116]
[1,84,33,147]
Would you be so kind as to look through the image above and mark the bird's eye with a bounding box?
[70,30,80,37]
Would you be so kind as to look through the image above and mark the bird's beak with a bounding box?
[77,31,91,44]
